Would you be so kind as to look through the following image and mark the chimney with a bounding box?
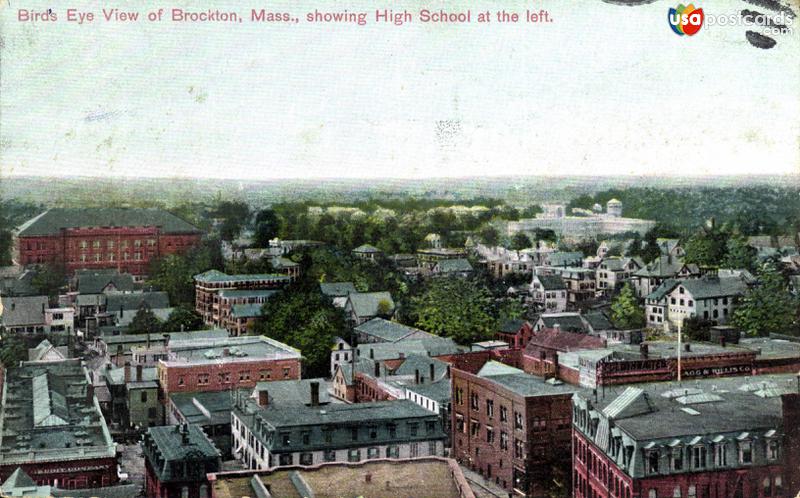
[369,348,374,359]
[181,424,189,445]
[223,348,230,357]
[374,362,380,377]
[720,335,727,348]
[116,345,124,367]
[310,381,320,406]
[258,390,269,407]
[640,343,649,359]
[429,363,435,382]
[446,365,451,379]
[124,362,131,383]
[120,305,124,318]
[163,334,170,348]
[136,364,143,382]
[553,323,560,332]
[398,352,405,360]
[415,369,420,385]
[42,302,46,314]
[685,343,691,352]
[146,333,151,349]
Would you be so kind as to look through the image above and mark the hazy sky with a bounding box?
[1,0,798,180]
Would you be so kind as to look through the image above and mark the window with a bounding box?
[486,426,495,443]
[688,486,696,498]
[647,451,659,474]
[323,429,333,443]
[514,412,523,430]
[500,431,508,450]
[178,376,185,386]
[94,253,102,262]
[514,439,524,458]
[425,421,436,434]
[134,252,142,261]
[455,387,463,405]
[300,452,313,465]
[324,449,336,462]
[713,443,728,467]
[386,445,400,458]
[410,442,420,457]
[198,373,209,385]
[486,399,494,418]
[429,440,438,455]
[470,420,480,437]
[140,391,148,403]
[259,370,271,380]
[692,446,706,469]
[739,440,752,464]
[388,423,397,438]
[455,415,465,434]
[239,371,250,382]
[283,367,290,379]
[673,487,682,498]
[80,240,88,249]
[408,422,418,436]
[649,490,657,498]
[671,297,676,305]
[279,454,293,466]
[351,428,358,441]
[500,406,508,422]
[281,433,290,446]
[775,476,783,495]
[688,300,693,307]
[134,239,142,247]
[108,240,115,249]
[671,447,683,471]
[768,439,779,460]
[367,447,379,459]
[93,240,101,248]
[763,478,771,497]
[302,432,310,445]
[470,393,479,410]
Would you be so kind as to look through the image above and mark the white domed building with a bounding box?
[606,199,623,218]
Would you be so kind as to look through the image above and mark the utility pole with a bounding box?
[677,321,682,384]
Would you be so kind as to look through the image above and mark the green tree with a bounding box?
[479,225,499,246]
[31,264,67,303]
[683,228,729,267]
[254,209,281,247]
[128,307,163,335]
[732,264,799,336]
[215,200,251,241]
[511,233,532,251]
[610,283,645,329]
[721,235,757,272]
[162,305,204,332]
[0,335,28,366]
[411,277,496,344]
[148,240,224,306]
[251,287,346,377]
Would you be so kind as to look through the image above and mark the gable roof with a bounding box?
[675,276,748,299]
[106,291,170,311]
[17,208,200,237]
[0,295,47,327]
[534,274,566,291]
[537,313,588,333]
[525,328,606,354]
[320,282,357,297]
[635,256,699,278]
[1,467,38,492]
[546,251,584,267]
[346,291,395,318]
[354,318,433,342]
[583,311,614,332]
[434,258,473,273]
[76,270,135,294]
[498,319,529,334]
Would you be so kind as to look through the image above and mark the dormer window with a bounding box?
[671,446,684,471]
[646,450,659,474]
[739,440,752,464]
[691,445,706,469]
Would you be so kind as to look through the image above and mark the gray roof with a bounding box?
[546,251,584,267]
[75,270,135,294]
[584,311,614,331]
[0,359,115,466]
[17,208,200,237]
[193,270,290,284]
[320,282,357,297]
[535,274,566,291]
[434,258,473,273]
[165,336,300,364]
[230,303,265,319]
[677,276,748,299]
[253,378,332,406]
[356,337,462,361]
[477,362,579,398]
[354,318,434,342]
[634,255,699,278]
[142,424,220,470]
[498,319,528,334]
[346,291,395,318]
[405,379,451,404]
[106,291,170,311]
[235,398,443,453]
[0,295,47,327]
[169,391,234,426]
[538,313,588,333]
[353,244,381,253]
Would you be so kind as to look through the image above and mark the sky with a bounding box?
[0,0,798,180]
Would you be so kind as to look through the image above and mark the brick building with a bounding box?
[450,357,579,497]
[495,319,535,350]
[193,270,290,327]
[142,424,221,498]
[156,335,301,398]
[15,208,201,276]
[571,374,800,498]
[0,359,119,489]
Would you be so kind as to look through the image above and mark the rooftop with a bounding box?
[319,282,357,297]
[525,328,606,353]
[253,378,332,406]
[434,258,473,273]
[0,295,47,327]
[533,274,566,291]
[169,391,234,426]
[354,318,434,343]
[0,359,116,466]
[16,208,200,237]
[106,291,170,312]
[346,291,395,318]
[476,361,579,398]
[194,270,290,284]
[163,336,301,365]
[209,458,472,498]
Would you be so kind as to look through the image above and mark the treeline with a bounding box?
[568,186,800,236]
